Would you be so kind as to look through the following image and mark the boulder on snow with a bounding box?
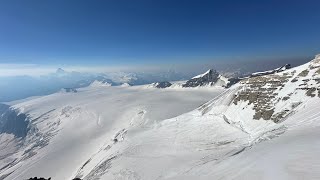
[28,177,51,180]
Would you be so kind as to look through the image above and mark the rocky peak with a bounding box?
[250,64,291,78]
[232,55,320,123]
[183,69,221,87]
[193,69,219,79]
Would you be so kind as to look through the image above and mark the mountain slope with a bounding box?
[0,86,222,179]
[182,69,229,87]
[74,55,320,180]
[1,55,320,180]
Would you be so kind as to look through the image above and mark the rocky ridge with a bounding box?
[233,55,320,122]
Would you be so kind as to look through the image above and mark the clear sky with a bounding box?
[0,0,320,67]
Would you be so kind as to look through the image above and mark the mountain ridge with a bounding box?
[1,55,320,179]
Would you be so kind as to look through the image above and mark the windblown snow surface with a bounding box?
[1,56,320,180]
[0,85,223,179]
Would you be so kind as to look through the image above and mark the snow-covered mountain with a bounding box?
[182,69,226,87]
[249,64,291,77]
[151,69,238,89]
[177,64,292,89]
[103,71,188,86]
[89,80,112,87]
[179,64,291,89]
[1,55,320,179]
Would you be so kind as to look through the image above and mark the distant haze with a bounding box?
[0,55,311,77]
[0,54,312,102]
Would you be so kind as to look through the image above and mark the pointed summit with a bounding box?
[191,69,215,79]
[250,64,291,77]
[183,69,222,87]
[56,68,66,74]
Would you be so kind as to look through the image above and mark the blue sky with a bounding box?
[0,0,320,67]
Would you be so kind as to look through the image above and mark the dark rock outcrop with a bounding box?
[225,77,241,88]
[233,74,292,122]
[232,56,320,123]
[28,177,51,180]
[155,81,172,88]
[182,69,221,87]
[27,177,81,180]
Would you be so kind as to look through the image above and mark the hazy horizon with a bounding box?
[0,55,313,77]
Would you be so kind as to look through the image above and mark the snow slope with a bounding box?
[1,55,320,180]
[0,85,223,179]
[208,98,320,180]
[83,55,320,180]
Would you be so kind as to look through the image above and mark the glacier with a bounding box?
[1,55,320,180]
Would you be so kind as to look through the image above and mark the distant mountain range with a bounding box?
[0,63,293,102]
[152,64,291,89]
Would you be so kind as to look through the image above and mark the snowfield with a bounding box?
[0,85,223,179]
[1,55,320,180]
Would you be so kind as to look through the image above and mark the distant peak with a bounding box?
[192,69,216,79]
[56,68,66,74]
[277,64,291,72]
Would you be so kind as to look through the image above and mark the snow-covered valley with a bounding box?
[0,86,223,179]
[1,55,320,180]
